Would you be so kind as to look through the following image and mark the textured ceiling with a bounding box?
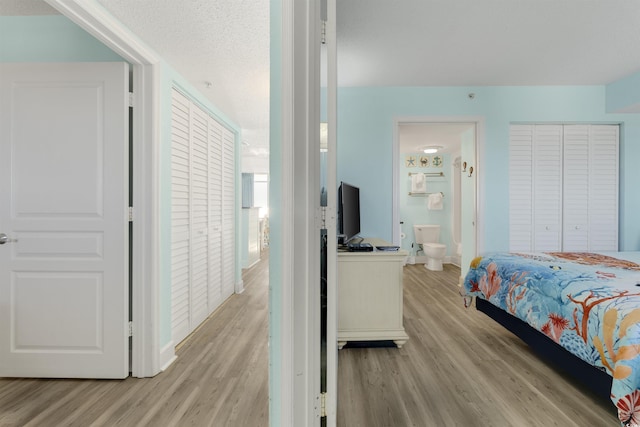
[94,0,270,172]
[3,1,640,171]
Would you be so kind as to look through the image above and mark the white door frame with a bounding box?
[277,0,323,425]
[46,0,164,377]
[392,116,486,260]
[325,0,338,424]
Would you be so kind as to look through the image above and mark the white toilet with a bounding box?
[413,225,447,271]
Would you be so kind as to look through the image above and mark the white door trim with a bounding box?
[45,0,165,377]
[279,0,323,425]
[324,0,338,424]
[392,115,485,257]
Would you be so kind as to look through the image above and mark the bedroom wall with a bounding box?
[337,85,640,253]
[606,71,640,113]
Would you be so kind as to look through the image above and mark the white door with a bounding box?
[0,62,129,378]
[532,125,563,251]
[208,117,223,312]
[221,126,236,299]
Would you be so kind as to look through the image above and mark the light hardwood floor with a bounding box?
[337,263,618,426]
[0,253,269,427]
[0,257,619,426]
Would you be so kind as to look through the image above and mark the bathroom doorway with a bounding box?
[392,118,479,282]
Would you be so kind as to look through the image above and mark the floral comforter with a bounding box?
[462,252,640,426]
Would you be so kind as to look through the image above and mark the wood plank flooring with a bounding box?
[0,257,620,426]
[337,262,619,426]
[0,253,269,427]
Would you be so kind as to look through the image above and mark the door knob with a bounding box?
[0,233,17,244]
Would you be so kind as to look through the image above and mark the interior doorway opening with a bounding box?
[393,118,479,280]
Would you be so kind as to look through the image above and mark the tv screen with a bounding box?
[338,182,361,244]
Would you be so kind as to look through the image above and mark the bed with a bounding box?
[462,252,640,426]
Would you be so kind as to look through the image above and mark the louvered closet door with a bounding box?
[509,125,534,251]
[190,107,210,328]
[221,127,236,298]
[587,125,619,250]
[171,88,237,345]
[563,125,590,251]
[510,124,619,253]
[563,125,619,251]
[532,125,563,251]
[170,90,191,344]
[208,119,224,311]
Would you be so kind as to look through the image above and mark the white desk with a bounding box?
[337,238,409,349]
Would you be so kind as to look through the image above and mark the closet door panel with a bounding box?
[509,125,534,251]
[171,89,191,345]
[221,127,236,299]
[190,107,210,327]
[208,119,224,312]
[588,125,619,251]
[532,125,563,252]
[562,125,589,251]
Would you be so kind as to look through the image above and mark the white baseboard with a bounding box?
[159,341,177,372]
[409,255,459,266]
[235,279,245,294]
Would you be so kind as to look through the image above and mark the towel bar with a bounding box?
[408,172,444,177]
[408,191,445,197]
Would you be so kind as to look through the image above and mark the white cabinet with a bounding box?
[509,124,618,252]
[337,238,409,349]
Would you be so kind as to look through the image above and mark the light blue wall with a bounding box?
[269,0,283,425]
[607,72,640,113]
[0,16,123,61]
[1,14,243,351]
[338,86,640,253]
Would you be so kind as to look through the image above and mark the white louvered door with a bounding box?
[171,90,191,344]
[221,127,236,299]
[585,125,618,251]
[564,125,619,251]
[588,125,618,250]
[509,124,618,253]
[208,118,224,312]
[190,107,210,328]
[532,125,563,251]
[171,88,236,346]
[509,125,534,251]
[562,125,590,251]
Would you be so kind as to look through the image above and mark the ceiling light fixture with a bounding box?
[423,145,442,154]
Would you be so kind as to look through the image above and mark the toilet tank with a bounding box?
[413,224,440,244]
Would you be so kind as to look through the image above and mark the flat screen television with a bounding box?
[338,181,361,244]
